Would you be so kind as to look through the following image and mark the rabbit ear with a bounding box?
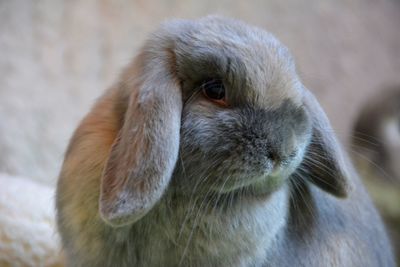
[99,48,182,227]
[302,89,352,198]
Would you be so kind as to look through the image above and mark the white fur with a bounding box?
[0,173,62,267]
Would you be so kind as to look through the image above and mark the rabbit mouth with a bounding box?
[209,166,288,195]
[208,174,288,198]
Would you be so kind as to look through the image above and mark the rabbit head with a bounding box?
[96,16,351,227]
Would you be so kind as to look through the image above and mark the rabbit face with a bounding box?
[170,19,312,195]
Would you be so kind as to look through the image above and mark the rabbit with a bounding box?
[352,87,400,182]
[56,16,395,267]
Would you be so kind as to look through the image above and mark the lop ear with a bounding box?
[99,45,182,227]
[302,89,352,198]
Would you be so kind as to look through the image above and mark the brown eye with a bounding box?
[201,79,227,106]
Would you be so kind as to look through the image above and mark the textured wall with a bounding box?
[0,0,400,184]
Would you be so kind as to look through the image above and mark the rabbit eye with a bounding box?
[201,79,227,106]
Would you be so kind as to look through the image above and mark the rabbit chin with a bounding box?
[210,153,306,195]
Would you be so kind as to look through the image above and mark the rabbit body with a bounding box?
[56,17,394,267]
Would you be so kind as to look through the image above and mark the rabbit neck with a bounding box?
[125,184,290,267]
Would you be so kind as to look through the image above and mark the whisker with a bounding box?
[346,147,395,182]
[178,169,222,266]
[292,173,316,221]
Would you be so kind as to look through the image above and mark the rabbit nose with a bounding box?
[265,149,279,162]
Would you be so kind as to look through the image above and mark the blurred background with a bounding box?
[0,0,399,265]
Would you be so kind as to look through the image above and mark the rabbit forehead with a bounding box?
[173,17,303,109]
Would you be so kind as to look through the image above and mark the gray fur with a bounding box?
[56,16,395,266]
